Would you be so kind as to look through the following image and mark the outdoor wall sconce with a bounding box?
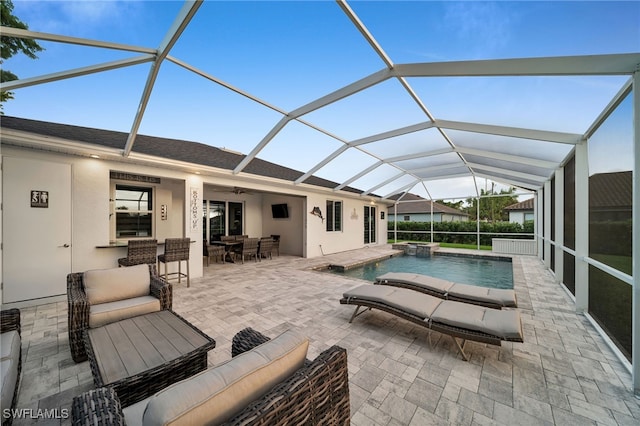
[381,211,385,220]
[310,206,324,222]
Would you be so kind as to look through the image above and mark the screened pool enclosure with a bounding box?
[1,0,638,395]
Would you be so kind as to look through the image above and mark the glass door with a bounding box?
[364,206,377,244]
[228,202,244,236]
[203,200,226,243]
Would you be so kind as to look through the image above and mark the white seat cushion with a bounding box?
[84,264,151,305]
[132,329,309,426]
[89,296,160,328]
[1,330,20,412]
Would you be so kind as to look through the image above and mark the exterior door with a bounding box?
[3,157,72,303]
[364,206,377,244]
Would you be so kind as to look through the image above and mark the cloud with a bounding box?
[443,2,519,55]
[60,1,128,23]
[16,1,143,36]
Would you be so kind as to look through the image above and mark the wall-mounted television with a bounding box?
[271,203,289,219]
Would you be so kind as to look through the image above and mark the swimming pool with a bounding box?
[329,254,513,289]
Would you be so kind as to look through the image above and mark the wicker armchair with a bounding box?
[67,264,172,363]
[117,239,157,266]
[1,309,21,426]
[204,243,225,265]
[72,327,350,425]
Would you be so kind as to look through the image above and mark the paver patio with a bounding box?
[10,245,640,425]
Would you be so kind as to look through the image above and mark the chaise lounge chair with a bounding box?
[340,284,523,361]
[375,272,517,309]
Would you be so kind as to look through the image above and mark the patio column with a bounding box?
[554,168,564,285]
[536,191,543,260]
[632,70,639,397]
[574,140,589,313]
[544,180,552,268]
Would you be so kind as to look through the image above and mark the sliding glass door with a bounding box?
[203,200,243,242]
[364,206,377,244]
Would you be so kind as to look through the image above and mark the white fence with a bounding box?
[492,238,537,255]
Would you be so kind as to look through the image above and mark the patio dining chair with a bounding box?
[117,239,157,267]
[258,237,273,260]
[271,235,280,256]
[236,238,259,264]
[204,243,225,266]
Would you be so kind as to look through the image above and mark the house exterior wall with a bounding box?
[1,145,390,303]
[261,194,304,256]
[508,211,535,225]
[305,193,387,257]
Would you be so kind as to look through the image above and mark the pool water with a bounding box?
[331,254,513,289]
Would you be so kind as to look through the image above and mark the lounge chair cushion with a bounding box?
[138,329,309,426]
[89,296,160,328]
[430,301,523,340]
[376,272,517,308]
[84,264,151,305]
[344,284,442,319]
[0,330,20,413]
[377,272,454,294]
[447,283,517,308]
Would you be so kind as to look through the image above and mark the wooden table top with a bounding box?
[87,310,215,386]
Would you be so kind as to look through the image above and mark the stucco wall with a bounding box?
[1,145,391,303]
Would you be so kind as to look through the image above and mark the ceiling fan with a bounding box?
[229,187,250,195]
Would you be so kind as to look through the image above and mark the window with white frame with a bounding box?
[114,184,153,238]
[404,215,410,221]
[326,200,342,232]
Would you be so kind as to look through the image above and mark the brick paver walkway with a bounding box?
[11,245,639,425]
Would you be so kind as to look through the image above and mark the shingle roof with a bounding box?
[387,193,468,216]
[505,198,535,211]
[0,116,362,194]
[589,171,632,209]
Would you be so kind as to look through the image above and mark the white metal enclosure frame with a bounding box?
[0,0,639,395]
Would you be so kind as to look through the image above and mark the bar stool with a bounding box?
[158,238,191,287]
[118,239,157,267]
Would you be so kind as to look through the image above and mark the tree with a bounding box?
[465,186,519,222]
[436,199,465,211]
[1,0,43,110]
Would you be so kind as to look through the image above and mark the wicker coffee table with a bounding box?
[84,310,216,407]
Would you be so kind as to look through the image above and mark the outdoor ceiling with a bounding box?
[2,0,639,202]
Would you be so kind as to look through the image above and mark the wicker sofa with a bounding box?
[67,263,172,362]
[1,309,21,426]
[72,327,350,425]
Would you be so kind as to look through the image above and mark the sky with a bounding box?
[3,1,639,201]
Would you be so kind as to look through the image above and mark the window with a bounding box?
[115,185,153,238]
[404,215,410,221]
[326,200,342,232]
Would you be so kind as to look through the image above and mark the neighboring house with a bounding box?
[387,193,468,222]
[0,116,391,305]
[589,171,632,222]
[504,198,535,225]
